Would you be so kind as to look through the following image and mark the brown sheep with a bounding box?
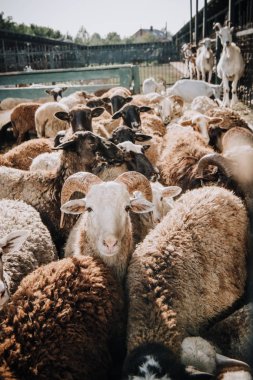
[0,138,53,170]
[10,103,41,144]
[125,186,248,378]
[0,256,125,380]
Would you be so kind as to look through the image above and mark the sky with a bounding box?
[0,0,206,39]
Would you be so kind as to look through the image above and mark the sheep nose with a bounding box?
[103,238,118,250]
[226,41,230,46]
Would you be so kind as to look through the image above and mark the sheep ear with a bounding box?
[141,144,150,152]
[54,111,70,122]
[45,89,52,95]
[61,199,87,215]
[112,110,123,119]
[162,186,182,199]
[189,373,214,379]
[135,133,152,142]
[0,230,29,256]
[180,119,192,126]
[101,97,111,104]
[125,96,133,103]
[62,87,68,93]
[91,107,105,118]
[208,117,223,125]
[130,197,154,214]
[139,106,152,113]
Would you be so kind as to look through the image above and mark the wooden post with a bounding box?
[228,0,235,26]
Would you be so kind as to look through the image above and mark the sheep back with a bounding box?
[35,102,69,138]
[0,199,56,294]
[11,103,40,142]
[0,256,125,380]
[126,186,248,355]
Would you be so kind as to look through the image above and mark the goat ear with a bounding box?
[61,199,87,215]
[180,119,192,126]
[135,133,152,142]
[61,87,68,92]
[112,110,123,119]
[45,89,52,95]
[139,106,152,113]
[230,26,235,33]
[91,107,105,118]
[0,230,29,256]
[162,186,182,199]
[54,111,70,122]
[130,197,154,214]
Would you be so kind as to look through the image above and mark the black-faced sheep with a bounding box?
[0,256,125,380]
[125,186,248,377]
[0,199,56,308]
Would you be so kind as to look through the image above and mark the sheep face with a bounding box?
[109,126,152,144]
[0,230,29,309]
[151,183,182,223]
[55,106,104,133]
[61,182,153,258]
[108,95,133,114]
[112,105,152,130]
[215,26,233,47]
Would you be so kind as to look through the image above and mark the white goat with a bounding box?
[181,43,197,79]
[196,38,215,83]
[166,79,222,103]
[213,22,245,107]
[142,77,166,95]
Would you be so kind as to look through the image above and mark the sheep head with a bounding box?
[60,171,153,258]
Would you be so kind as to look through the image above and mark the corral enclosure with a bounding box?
[0,0,252,104]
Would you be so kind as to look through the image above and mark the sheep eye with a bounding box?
[125,205,131,212]
[87,207,93,212]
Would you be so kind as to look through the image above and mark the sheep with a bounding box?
[10,102,41,144]
[0,199,56,307]
[213,21,245,107]
[203,303,253,363]
[0,96,52,111]
[181,336,253,379]
[157,125,222,192]
[178,110,223,142]
[206,107,250,151]
[0,256,125,380]
[166,79,222,103]
[191,96,218,114]
[125,186,248,377]
[60,171,154,281]
[142,77,166,95]
[45,86,67,101]
[29,151,61,171]
[35,101,70,138]
[108,125,152,145]
[0,229,29,310]
[150,182,182,224]
[154,95,184,125]
[196,38,215,83]
[59,90,93,109]
[101,86,132,114]
[0,131,115,253]
[0,138,54,170]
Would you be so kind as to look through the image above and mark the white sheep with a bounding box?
[59,90,92,109]
[35,101,69,138]
[191,96,218,114]
[61,171,154,281]
[0,199,56,308]
[213,21,245,107]
[29,151,61,171]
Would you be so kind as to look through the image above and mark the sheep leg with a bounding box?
[222,76,230,107]
[230,77,239,107]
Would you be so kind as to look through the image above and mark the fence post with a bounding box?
[132,65,140,94]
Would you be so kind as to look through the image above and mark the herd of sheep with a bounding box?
[0,23,252,380]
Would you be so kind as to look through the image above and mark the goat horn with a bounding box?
[60,172,102,228]
[196,153,234,178]
[115,171,152,202]
[213,22,222,31]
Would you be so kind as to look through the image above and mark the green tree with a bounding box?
[89,32,103,45]
[75,26,89,45]
[104,32,121,44]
